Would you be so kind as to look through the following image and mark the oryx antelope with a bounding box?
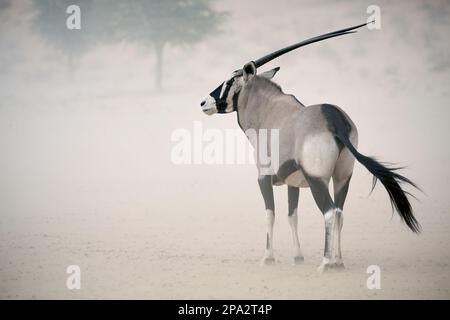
[200,22,420,272]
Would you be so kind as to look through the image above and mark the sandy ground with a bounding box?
[1,0,450,299]
[0,91,449,299]
[1,180,449,299]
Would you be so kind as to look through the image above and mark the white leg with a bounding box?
[333,209,344,268]
[317,208,345,273]
[318,209,336,273]
[262,209,275,265]
[288,209,304,264]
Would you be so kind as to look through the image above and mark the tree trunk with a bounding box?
[154,42,165,90]
[67,53,76,81]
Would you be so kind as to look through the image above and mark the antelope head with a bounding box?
[200,21,372,115]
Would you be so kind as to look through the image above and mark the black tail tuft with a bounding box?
[336,133,421,233]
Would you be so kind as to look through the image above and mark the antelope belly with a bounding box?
[285,170,309,188]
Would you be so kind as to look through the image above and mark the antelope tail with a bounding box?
[334,131,421,233]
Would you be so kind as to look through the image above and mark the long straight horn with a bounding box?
[254,21,373,68]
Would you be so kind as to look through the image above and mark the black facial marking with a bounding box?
[209,78,236,113]
[288,186,299,216]
[209,82,223,100]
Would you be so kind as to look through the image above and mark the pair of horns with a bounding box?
[249,21,373,69]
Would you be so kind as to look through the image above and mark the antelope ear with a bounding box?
[259,67,280,80]
[243,61,257,82]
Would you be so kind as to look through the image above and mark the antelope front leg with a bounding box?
[264,209,275,264]
[258,175,276,265]
[288,186,304,264]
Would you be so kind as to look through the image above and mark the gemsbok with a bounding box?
[200,22,420,272]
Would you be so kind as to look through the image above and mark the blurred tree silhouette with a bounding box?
[31,0,226,86]
[105,0,227,89]
[31,0,101,78]
[0,0,11,10]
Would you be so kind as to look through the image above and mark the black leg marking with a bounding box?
[258,175,274,211]
[288,186,299,216]
[266,233,269,249]
[305,176,334,214]
[334,176,351,210]
[276,159,299,181]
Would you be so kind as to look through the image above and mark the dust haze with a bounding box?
[1,0,450,299]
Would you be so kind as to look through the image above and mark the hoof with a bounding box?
[293,256,305,265]
[317,262,345,273]
[332,262,345,270]
[317,263,333,273]
[261,257,276,266]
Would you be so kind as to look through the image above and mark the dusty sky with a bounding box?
[1,0,449,209]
